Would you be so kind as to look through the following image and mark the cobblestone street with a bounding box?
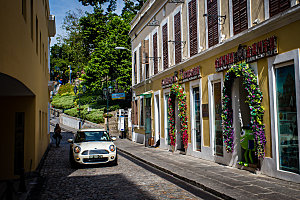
[30,125,219,200]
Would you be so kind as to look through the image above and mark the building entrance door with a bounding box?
[145,97,152,146]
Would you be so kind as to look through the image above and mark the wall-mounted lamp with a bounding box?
[148,19,160,26]
[203,14,226,25]
[168,0,184,3]
[168,40,186,49]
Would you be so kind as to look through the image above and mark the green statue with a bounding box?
[240,126,256,165]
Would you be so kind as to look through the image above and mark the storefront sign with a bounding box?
[161,66,201,88]
[215,36,278,72]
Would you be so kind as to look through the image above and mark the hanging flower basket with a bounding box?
[168,84,189,151]
[222,63,266,159]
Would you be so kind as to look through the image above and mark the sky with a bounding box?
[49,0,125,47]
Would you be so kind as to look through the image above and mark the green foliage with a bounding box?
[64,106,104,124]
[58,83,74,96]
[51,95,75,109]
[109,104,120,111]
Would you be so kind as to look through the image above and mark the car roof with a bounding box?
[78,129,107,132]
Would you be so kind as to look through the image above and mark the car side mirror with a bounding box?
[111,137,117,141]
[67,139,73,143]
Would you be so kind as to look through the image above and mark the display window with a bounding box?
[213,81,223,156]
[275,64,299,174]
[192,86,201,151]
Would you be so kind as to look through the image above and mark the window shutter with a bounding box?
[174,12,182,64]
[139,46,143,82]
[189,0,198,56]
[163,23,169,70]
[135,100,138,125]
[233,0,248,35]
[153,32,158,75]
[142,40,149,64]
[134,52,137,84]
[269,0,290,17]
[207,0,219,47]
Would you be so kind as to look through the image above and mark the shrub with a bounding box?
[58,83,74,96]
[51,95,75,109]
[109,104,120,111]
[86,110,104,124]
[64,106,104,124]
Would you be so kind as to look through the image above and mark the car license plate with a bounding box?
[90,155,103,158]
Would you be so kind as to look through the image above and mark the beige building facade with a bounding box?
[130,0,300,183]
[0,0,55,179]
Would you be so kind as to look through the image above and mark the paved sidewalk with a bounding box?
[114,139,300,200]
[54,121,300,200]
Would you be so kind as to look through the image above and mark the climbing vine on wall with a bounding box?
[222,63,266,159]
[168,84,189,149]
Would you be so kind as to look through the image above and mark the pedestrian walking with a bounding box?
[53,123,62,147]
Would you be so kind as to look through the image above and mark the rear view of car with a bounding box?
[68,129,117,167]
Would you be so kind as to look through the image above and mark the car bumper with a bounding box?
[73,152,117,164]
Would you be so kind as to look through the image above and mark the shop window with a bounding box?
[153,32,158,74]
[134,100,138,125]
[174,12,182,64]
[275,64,299,174]
[193,87,201,151]
[213,82,223,156]
[162,23,169,70]
[269,0,290,17]
[207,0,219,47]
[22,0,27,21]
[188,0,198,56]
[232,0,248,35]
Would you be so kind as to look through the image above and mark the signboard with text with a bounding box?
[215,36,278,72]
[112,93,125,100]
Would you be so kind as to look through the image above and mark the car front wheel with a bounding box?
[69,148,78,169]
[110,154,118,166]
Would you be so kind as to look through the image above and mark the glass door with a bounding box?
[193,87,201,151]
[275,64,299,174]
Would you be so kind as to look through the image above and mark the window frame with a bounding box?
[205,0,221,49]
[187,0,200,57]
[152,27,159,75]
[189,79,203,152]
[172,5,183,65]
[268,49,300,176]
[161,17,170,70]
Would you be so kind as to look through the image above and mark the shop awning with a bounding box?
[138,90,153,98]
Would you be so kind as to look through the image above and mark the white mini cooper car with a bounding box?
[68,129,117,167]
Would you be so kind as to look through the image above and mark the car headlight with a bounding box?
[109,145,115,152]
[74,146,81,154]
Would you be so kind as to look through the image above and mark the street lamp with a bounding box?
[115,46,130,51]
[74,85,86,129]
[103,85,113,134]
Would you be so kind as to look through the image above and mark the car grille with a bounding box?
[89,150,109,155]
[83,157,108,163]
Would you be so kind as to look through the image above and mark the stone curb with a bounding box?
[117,145,234,200]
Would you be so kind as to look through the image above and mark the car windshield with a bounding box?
[74,131,110,143]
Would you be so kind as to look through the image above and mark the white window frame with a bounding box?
[190,79,202,152]
[172,5,183,65]
[161,17,170,70]
[137,43,142,83]
[268,49,300,175]
[144,35,150,80]
[229,0,252,37]
[205,0,221,49]
[132,47,138,86]
[154,90,162,143]
[208,73,223,156]
[151,27,159,75]
[187,0,200,57]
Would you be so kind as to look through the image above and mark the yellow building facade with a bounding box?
[130,0,300,182]
[0,0,55,179]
